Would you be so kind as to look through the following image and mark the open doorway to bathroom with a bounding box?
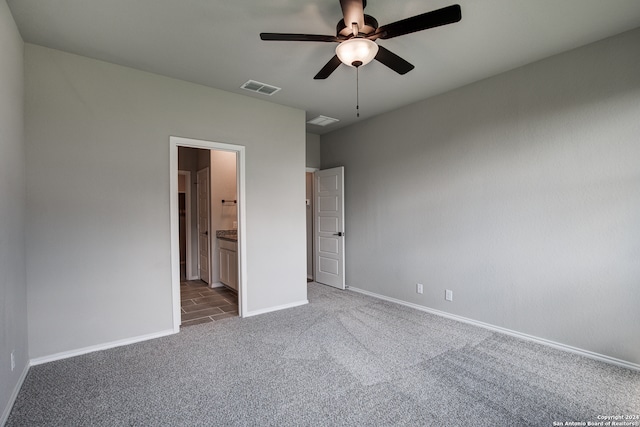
[170,137,247,331]
[177,147,239,326]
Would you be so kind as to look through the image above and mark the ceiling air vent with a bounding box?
[240,80,281,96]
[307,115,340,127]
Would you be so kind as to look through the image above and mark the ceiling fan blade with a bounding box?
[260,33,339,42]
[314,55,343,79]
[375,4,461,40]
[339,0,365,33]
[374,46,414,75]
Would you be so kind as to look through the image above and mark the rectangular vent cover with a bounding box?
[241,80,281,96]
[307,115,340,127]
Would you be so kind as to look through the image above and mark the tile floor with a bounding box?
[180,280,238,327]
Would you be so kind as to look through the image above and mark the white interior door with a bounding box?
[178,170,192,280]
[197,167,211,284]
[314,167,345,289]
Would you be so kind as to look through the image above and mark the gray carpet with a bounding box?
[7,283,640,426]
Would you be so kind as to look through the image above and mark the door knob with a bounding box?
[333,232,344,236]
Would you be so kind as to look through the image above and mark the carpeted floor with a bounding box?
[7,283,640,426]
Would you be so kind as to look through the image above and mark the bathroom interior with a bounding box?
[177,147,239,325]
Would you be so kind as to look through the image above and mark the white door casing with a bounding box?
[314,167,345,290]
[197,167,211,284]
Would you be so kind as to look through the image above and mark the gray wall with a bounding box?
[306,133,321,169]
[0,1,28,421]
[321,28,640,365]
[25,44,307,359]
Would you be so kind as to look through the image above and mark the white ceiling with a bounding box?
[8,0,640,135]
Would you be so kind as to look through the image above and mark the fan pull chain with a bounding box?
[356,66,360,118]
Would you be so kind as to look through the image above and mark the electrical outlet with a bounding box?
[416,283,423,294]
[445,289,453,301]
[11,351,15,371]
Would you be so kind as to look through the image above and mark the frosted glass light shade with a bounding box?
[335,38,379,67]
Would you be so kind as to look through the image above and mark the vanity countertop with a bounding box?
[216,230,237,242]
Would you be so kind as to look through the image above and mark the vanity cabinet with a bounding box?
[219,239,238,290]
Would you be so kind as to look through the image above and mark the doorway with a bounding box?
[170,136,247,332]
[306,168,318,282]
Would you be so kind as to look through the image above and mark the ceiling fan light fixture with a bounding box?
[335,38,379,67]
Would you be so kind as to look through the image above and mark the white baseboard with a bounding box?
[243,299,309,318]
[347,286,640,372]
[307,275,314,281]
[29,329,177,366]
[1,361,29,426]
[209,282,224,288]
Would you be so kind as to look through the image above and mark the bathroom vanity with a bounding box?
[217,230,237,290]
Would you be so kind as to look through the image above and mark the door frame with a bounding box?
[306,167,318,281]
[177,170,193,280]
[170,136,247,331]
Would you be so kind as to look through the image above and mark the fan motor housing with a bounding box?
[337,14,379,37]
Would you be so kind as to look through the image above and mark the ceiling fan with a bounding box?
[260,0,462,79]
